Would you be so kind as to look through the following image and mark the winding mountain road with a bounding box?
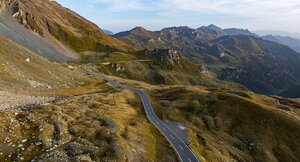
[87,72,200,162]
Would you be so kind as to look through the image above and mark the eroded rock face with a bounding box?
[8,0,44,35]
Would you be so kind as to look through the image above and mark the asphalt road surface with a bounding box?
[88,72,200,162]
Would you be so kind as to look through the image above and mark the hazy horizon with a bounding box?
[56,0,300,34]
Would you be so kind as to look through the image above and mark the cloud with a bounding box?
[59,0,300,17]
[56,0,300,33]
[160,0,300,18]
[84,0,145,11]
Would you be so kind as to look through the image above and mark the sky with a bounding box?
[56,0,300,33]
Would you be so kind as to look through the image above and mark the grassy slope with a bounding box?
[0,38,298,161]
[0,36,178,160]
[81,50,244,89]
[150,86,300,162]
[82,75,298,162]
[105,76,300,162]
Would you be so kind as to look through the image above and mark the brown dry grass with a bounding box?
[0,80,177,161]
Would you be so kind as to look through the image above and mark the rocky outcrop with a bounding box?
[142,49,180,64]
[10,1,43,35]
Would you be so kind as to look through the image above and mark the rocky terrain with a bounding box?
[0,36,82,91]
[0,78,177,161]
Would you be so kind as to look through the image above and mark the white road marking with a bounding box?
[170,135,175,139]
[188,158,192,162]
[179,145,184,150]
[161,122,200,161]
[162,128,166,131]
[156,121,160,125]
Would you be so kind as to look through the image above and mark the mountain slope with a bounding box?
[82,48,243,89]
[102,29,114,35]
[115,26,300,95]
[149,84,300,162]
[0,36,79,91]
[2,1,234,89]
[223,28,258,36]
[1,0,134,61]
[278,85,300,98]
[0,8,73,61]
[114,26,214,63]
[114,27,163,50]
[216,35,300,94]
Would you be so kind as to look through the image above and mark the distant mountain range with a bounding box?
[114,25,300,95]
[102,29,114,35]
[262,35,300,53]
[255,30,300,39]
